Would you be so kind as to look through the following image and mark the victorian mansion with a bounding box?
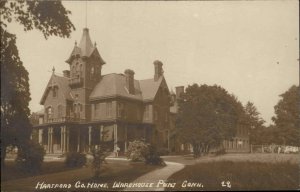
[34,28,172,155]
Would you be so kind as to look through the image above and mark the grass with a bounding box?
[1,161,73,182]
[1,160,161,191]
[167,161,299,191]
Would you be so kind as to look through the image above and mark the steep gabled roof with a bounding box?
[89,74,164,102]
[139,77,163,101]
[40,74,73,105]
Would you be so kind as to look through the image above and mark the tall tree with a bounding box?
[176,84,245,157]
[244,102,265,145]
[272,85,300,146]
[1,1,75,166]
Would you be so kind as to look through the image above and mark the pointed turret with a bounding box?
[66,28,106,65]
[79,28,94,57]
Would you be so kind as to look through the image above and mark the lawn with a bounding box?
[1,159,161,191]
[1,161,73,181]
[167,160,299,191]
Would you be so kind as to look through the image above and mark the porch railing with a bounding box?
[45,116,85,124]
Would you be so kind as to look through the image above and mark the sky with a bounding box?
[6,1,299,125]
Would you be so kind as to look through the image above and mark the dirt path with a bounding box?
[123,161,185,191]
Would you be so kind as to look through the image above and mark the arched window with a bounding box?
[73,104,77,117]
[73,103,81,119]
[46,107,53,120]
[90,66,94,79]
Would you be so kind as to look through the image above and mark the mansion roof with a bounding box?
[40,73,164,104]
[90,73,163,102]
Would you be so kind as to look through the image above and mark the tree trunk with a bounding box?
[193,143,201,158]
[1,144,7,168]
[205,145,210,154]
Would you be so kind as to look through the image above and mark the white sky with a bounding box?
[7,1,299,125]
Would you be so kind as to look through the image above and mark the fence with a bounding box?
[250,144,299,154]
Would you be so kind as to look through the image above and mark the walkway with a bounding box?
[123,161,185,191]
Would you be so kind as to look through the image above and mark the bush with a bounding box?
[65,152,87,168]
[215,148,226,156]
[157,147,170,156]
[145,146,166,166]
[91,145,110,178]
[15,141,45,173]
[126,140,149,162]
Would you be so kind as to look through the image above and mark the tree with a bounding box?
[176,84,245,157]
[1,1,75,166]
[272,85,300,146]
[244,102,265,145]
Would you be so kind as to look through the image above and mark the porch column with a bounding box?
[48,127,53,153]
[88,126,92,152]
[66,126,69,152]
[51,128,54,153]
[100,125,103,141]
[47,128,50,153]
[61,126,65,153]
[124,125,128,153]
[77,127,81,152]
[114,124,118,156]
[167,130,170,150]
[38,129,43,144]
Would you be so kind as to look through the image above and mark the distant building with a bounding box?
[34,28,171,155]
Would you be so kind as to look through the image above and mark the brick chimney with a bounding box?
[124,69,135,94]
[154,60,163,81]
[63,70,70,78]
[175,86,184,99]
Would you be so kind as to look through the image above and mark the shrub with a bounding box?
[15,141,45,173]
[65,152,87,168]
[157,147,170,156]
[126,140,149,162]
[145,146,166,166]
[215,148,226,156]
[91,145,110,178]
